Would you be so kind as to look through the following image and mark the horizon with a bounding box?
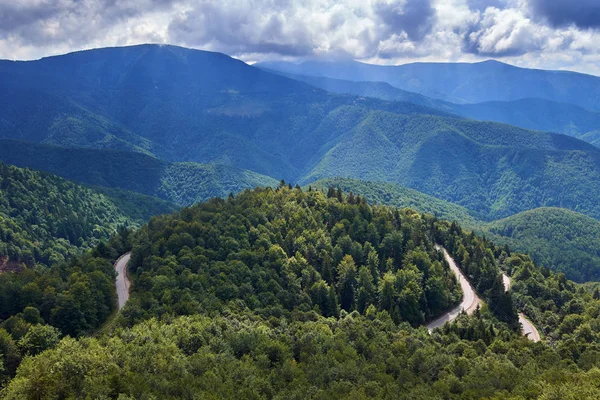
[3,42,599,79]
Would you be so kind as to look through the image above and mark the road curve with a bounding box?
[519,313,541,342]
[114,252,131,310]
[427,246,482,332]
[502,273,541,342]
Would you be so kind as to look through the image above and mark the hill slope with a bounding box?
[302,111,600,219]
[0,162,175,268]
[259,59,600,110]
[308,177,481,225]
[0,140,278,206]
[483,208,600,282]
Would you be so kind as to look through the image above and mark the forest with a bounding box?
[2,186,600,398]
[0,162,175,268]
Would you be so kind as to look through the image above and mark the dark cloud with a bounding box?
[167,1,314,57]
[375,0,435,41]
[529,0,600,29]
[0,0,176,45]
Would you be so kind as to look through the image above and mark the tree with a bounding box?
[18,324,61,356]
[337,255,357,311]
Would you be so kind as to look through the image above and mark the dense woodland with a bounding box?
[0,162,175,268]
[3,186,600,398]
[313,178,600,283]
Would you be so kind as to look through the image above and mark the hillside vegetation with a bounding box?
[0,162,175,268]
[0,140,278,207]
[3,187,600,397]
[484,208,600,282]
[308,177,481,225]
[314,179,600,282]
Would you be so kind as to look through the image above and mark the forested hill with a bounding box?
[3,186,600,397]
[311,178,600,282]
[0,162,175,269]
[0,140,278,206]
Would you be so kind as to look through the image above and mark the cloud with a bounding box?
[374,0,435,41]
[529,0,600,29]
[167,0,435,59]
[463,7,544,56]
[0,0,176,47]
[0,0,599,76]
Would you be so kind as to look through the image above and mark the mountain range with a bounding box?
[258,59,600,110]
[259,66,600,141]
[1,44,600,280]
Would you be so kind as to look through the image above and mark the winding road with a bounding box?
[112,247,540,342]
[114,252,131,310]
[426,246,482,332]
[502,274,541,342]
[425,247,541,342]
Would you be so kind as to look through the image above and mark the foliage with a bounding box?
[3,187,600,396]
[309,177,482,225]
[122,186,464,327]
[484,208,600,282]
[0,162,174,268]
[0,140,278,207]
[313,178,600,282]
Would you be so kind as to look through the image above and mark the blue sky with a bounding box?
[1,0,599,75]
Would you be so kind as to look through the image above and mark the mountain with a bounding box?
[0,140,278,206]
[262,69,600,139]
[4,45,600,222]
[0,45,449,180]
[0,161,175,270]
[3,187,600,398]
[258,59,600,110]
[581,130,600,147]
[301,110,600,219]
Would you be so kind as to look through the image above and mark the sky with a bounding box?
[1,0,600,75]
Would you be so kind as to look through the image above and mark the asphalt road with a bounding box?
[502,273,541,342]
[426,246,482,332]
[114,252,131,310]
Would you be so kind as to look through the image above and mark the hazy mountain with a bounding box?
[265,70,600,139]
[258,59,600,111]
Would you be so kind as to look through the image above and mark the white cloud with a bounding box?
[0,0,599,75]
